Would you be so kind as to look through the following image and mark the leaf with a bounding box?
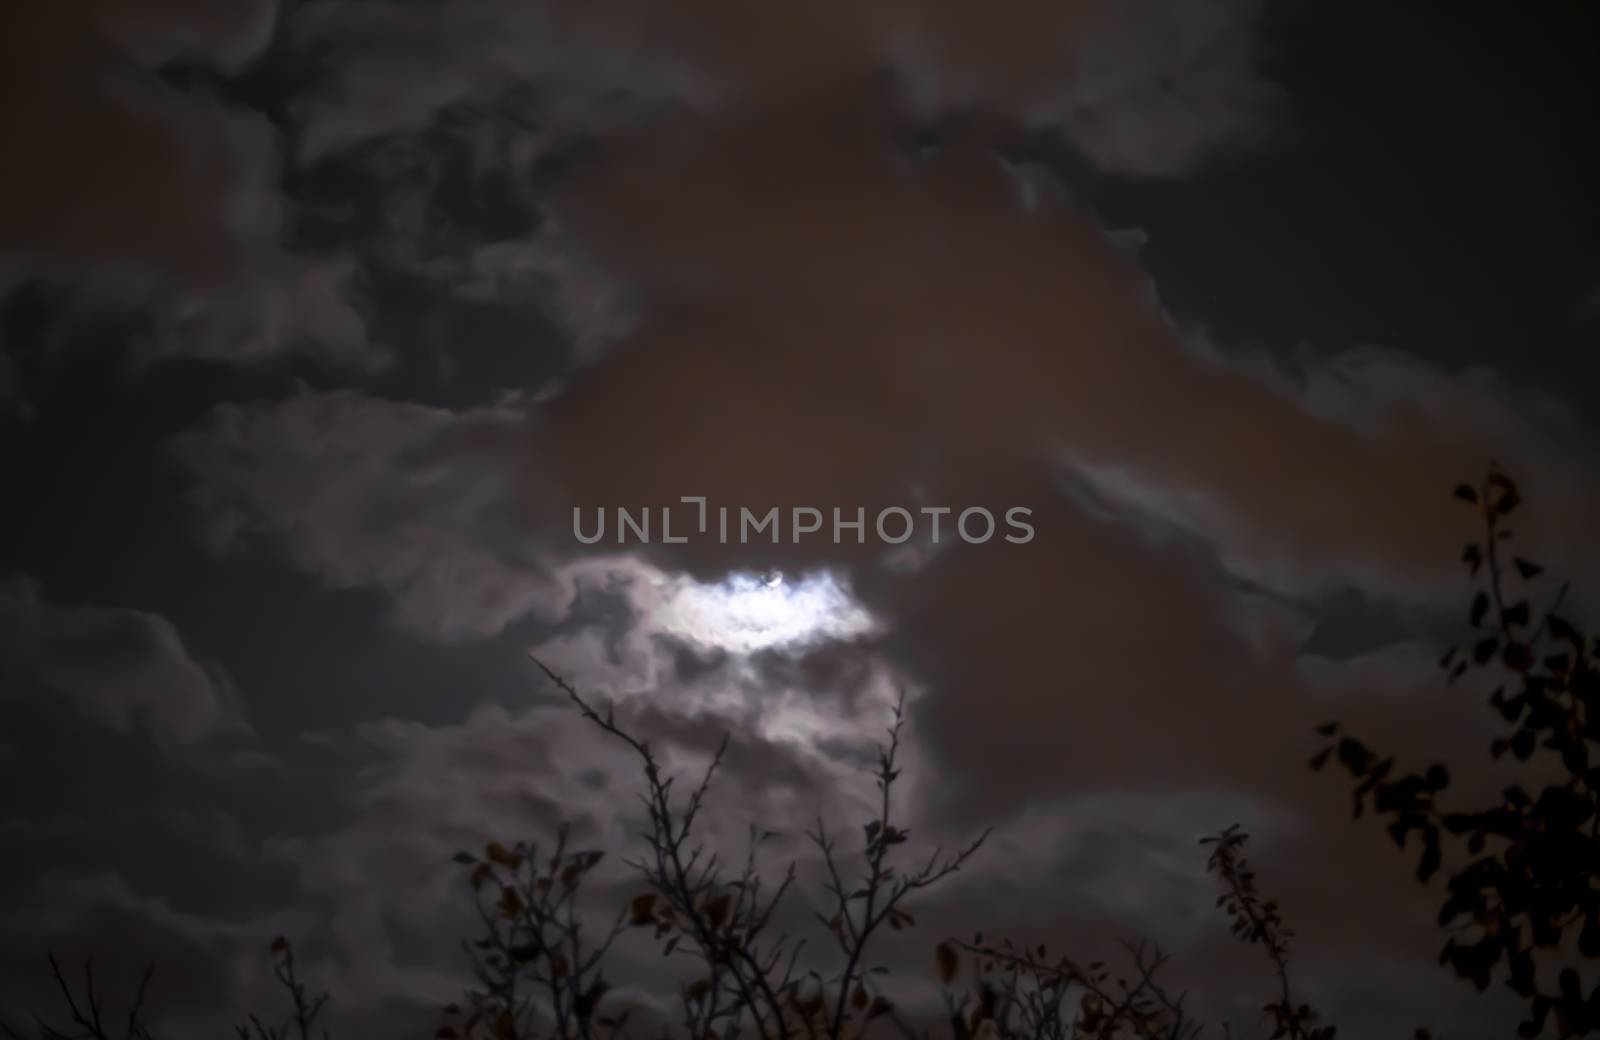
[1513,557,1544,581]
[1470,592,1490,627]
[936,942,960,985]
[1453,484,1479,504]
[1565,910,1600,965]
[1548,614,1581,643]
[1314,721,1339,737]
[1472,637,1500,665]
[1416,834,1442,883]
[1503,642,1533,672]
[270,936,289,953]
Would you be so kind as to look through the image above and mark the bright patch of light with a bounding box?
[655,569,877,654]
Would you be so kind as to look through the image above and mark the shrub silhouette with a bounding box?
[1311,469,1600,1037]
[8,470,1592,1039]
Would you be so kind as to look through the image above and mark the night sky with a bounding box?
[2,1,1598,1036]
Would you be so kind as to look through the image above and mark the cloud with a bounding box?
[286,0,1280,177]
[0,1,278,281]
[0,0,390,377]
[170,388,572,642]
[135,250,389,371]
[895,0,1285,175]
[0,575,249,749]
[521,104,1593,607]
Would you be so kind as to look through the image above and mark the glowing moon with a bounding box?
[655,569,876,653]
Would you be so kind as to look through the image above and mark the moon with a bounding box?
[655,568,875,653]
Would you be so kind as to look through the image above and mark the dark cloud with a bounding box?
[0,0,388,380]
[0,1,278,281]
[0,574,248,749]
[285,0,1281,177]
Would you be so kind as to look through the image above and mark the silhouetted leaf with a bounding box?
[1549,614,1582,644]
[1504,642,1533,672]
[1417,834,1441,883]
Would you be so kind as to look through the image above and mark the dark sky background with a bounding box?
[1,1,1597,1036]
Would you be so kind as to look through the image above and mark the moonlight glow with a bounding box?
[655,569,877,654]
